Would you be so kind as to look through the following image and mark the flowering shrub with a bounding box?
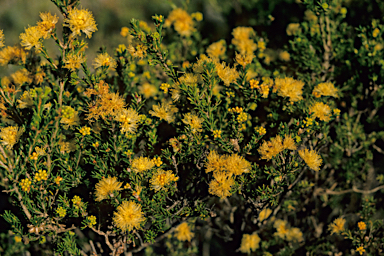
[1,0,384,255]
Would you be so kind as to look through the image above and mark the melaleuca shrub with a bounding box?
[0,0,384,255]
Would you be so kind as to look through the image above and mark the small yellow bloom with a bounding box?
[113,201,145,231]
[213,129,222,139]
[160,83,171,93]
[149,101,178,123]
[310,102,331,122]
[356,246,366,255]
[55,176,63,185]
[226,153,251,176]
[333,108,341,116]
[120,27,130,37]
[255,126,266,135]
[0,126,24,150]
[274,77,304,102]
[298,149,322,171]
[239,233,260,254]
[373,28,380,38]
[329,217,345,235]
[174,222,194,241]
[56,206,67,218]
[37,12,59,39]
[152,157,163,167]
[19,26,44,52]
[34,169,48,182]
[131,156,155,173]
[191,12,203,22]
[14,236,22,243]
[150,169,178,191]
[64,52,86,71]
[358,221,366,230]
[279,50,290,61]
[206,39,226,60]
[64,8,98,38]
[79,126,91,136]
[208,171,234,199]
[95,176,123,201]
[86,215,97,227]
[20,178,32,193]
[182,113,204,133]
[72,195,82,206]
[0,30,4,48]
[286,23,300,36]
[93,52,117,70]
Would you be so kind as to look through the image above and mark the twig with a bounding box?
[325,185,384,195]
[90,227,115,253]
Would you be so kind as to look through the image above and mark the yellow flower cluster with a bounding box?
[213,129,222,139]
[165,8,195,37]
[56,206,67,218]
[86,215,97,227]
[239,233,261,254]
[235,52,254,68]
[258,134,297,161]
[19,12,59,52]
[64,52,86,71]
[286,23,301,36]
[128,44,148,59]
[0,45,27,66]
[160,83,171,93]
[149,101,178,123]
[216,61,239,86]
[206,39,226,60]
[95,176,123,201]
[61,106,80,128]
[298,149,322,171]
[55,176,63,185]
[206,151,251,198]
[0,126,24,149]
[131,156,155,173]
[150,169,179,191]
[85,81,125,122]
[174,222,194,241]
[113,200,145,231]
[182,113,204,133]
[20,178,32,193]
[328,217,345,235]
[356,246,366,255]
[358,221,366,230]
[310,102,332,122]
[79,126,91,136]
[34,169,48,182]
[312,82,338,98]
[255,126,267,136]
[72,195,82,206]
[93,52,117,71]
[231,27,257,55]
[115,108,140,134]
[274,77,304,102]
[152,157,163,167]
[274,219,304,242]
[64,8,97,38]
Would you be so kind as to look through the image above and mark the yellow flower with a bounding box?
[226,154,251,176]
[235,52,254,68]
[95,176,123,201]
[149,101,178,123]
[358,221,366,230]
[37,12,59,39]
[150,169,178,191]
[93,52,117,70]
[312,82,338,98]
[283,134,297,150]
[258,135,284,161]
[64,8,98,38]
[231,27,257,54]
[165,8,195,37]
[356,246,366,255]
[138,82,158,99]
[160,83,171,93]
[86,215,97,227]
[115,108,140,134]
[310,102,331,122]
[0,46,27,66]
[298,149,322,171]
[79,126,91,136]
[182,113,204,133]
[329,217,346,234]
[0,126,24,149]
[19,26,43,52]
[274,219,289,239]
[279,50,290,61]
[205,150,226,173]
[208,171,234,199]
[72,195,82,206]
[373,28,380,38]
[113,201,145,231]
[120,27,130,37]
[213,129,222,139]
[64,52,86,71]
[14,236,22,243]
[152,157,162,167]
[216,61,239,86]
[206,39,226,60]
[127,44,148,59]
[20,178,32,193]
[56,207,67,218]
[60,106,80,128]
[259,208,272,222]
[11,68,32,87]
[286,23,300,36]
[286,227,304,242]
[34,169,48,182]
[131,156,155,173]
[191,12,203,22]
[239,233,260,254]
[255,126,266,135]
[0,30,4,48]
[274,77,304,102]
[55,176,63,185]
[174,222,194,241]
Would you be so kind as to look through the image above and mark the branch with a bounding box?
[325,185,384,195]
[90,227,115,253]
